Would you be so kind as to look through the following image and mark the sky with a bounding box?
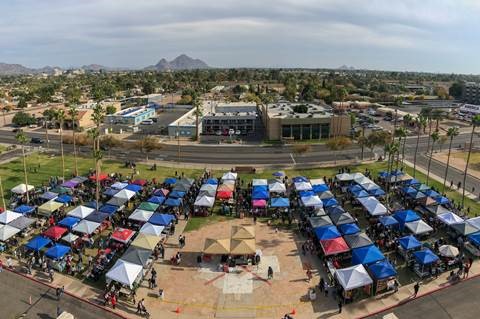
[1,0,480,73]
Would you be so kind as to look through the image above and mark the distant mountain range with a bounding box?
[0,54,210,75]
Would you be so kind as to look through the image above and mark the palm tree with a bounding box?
[55,109,66,181]
[384,142,399,209]
[462,115,480,207]
[15,131,30,203]
[413,116,427,178]
[420,107,433,153]
[90,104,106,210]
[403,114,413,128]
[68,105,79,176]
[432,109,445,132]
[443,126,459,193]
[426,131,439,185]
[394,127,407,173]
[42,108,56,149]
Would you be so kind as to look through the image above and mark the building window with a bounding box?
[292,125,301,140]
[282,125,291,138]
[302,124,311,140]
[321,124,330,138]
[312,124,320,139]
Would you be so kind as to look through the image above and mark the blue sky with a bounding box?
[1,0,480,73]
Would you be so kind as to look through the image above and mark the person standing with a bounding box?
[319,277,325,292]
[338,301,342,313]
[413,282,420,297]
[111,294,116,309]
[306,269,312,282]
[267,266,273,280]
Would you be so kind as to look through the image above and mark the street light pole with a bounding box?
[0,176,5,211]
[177,122,181,164]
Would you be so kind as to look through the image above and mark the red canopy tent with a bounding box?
[89,173,108,182]
[217,191,233,200]
[320,237,350,256]
[111,227,136,244]
[252,199,267,208]
[133,179,147,186]
[43,226,68,241]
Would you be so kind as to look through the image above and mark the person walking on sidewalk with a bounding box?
[338,301,342,313]
[267,266,273,280]
[413,282,420,297]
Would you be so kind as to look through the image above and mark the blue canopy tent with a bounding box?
[351,245,385,265]
[398,235,422,251]
[353,190,370,198]
[205,178,218,185]
[379,216,399,228]
[25,236,52,252]
[415,184,431,192]
[338,223,360,235]
[125,184,142,193]
[326,205,345,215]
[252,190,269,200]
[165,198,181,207]
[85,211,109,223]
[103,188,119,197]
[99,204,118,215]
[149,213,175,226]
[45,244,71,260]
[272,171,284,177]
[378,171,388,178]
[468,232,480,247]
[164,177,177,185]
[292,176,308,183]
[436,197,450,205]
[55,194,72,204]
[147,196,166,205]
[323,198,338,208]
[402,187,418,196]
[40,191,58,201]
[270,197,290,208]
[349,185,364,193]
[393,210,420,225]
[58,216,81,230]
[404,178,421,186]
[14,205,35,215]
[423,189,440,198]
[299,190,315,197]
[169,190,186,199]
[369,188,386,197]
[413,249,439,265]
[312,184,329,193]
[314,225,341,240]
[84,201,98,209]
[252,185,268,192]
[368,260,397,280]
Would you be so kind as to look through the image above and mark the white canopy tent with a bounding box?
[106,260,143,289]
[405,220,433,235]
[335,264,373,291]
[310,178,326,186]
[295,182,313,191]
[11,184,34,194]
[111,182,128,190]
[361,182,380,191]
[194,195,215,208]
[129,209,154,222]
[301,195,323,207]
[357,197,387,216]
[61,233,79,243]
[350,173,365,180]
[354,176,372,185]
[252,179,268,186]
[72,220,101,235]
[0,210,23,224]
[200,184,217,192]
[67,206,95,219]
[221,172,238,181]
[269,182,286,193]
[114,189,136,200]
[106,197,128,207]
[139,222,165,237]
[467,217,480,230]
[0,224,21,241]
[437,212,464,226]
[336,173,353,181]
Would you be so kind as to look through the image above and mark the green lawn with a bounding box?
[0,145,6,154]
[184,214,236,232]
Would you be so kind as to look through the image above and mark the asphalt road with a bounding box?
[0,270,121,319]
[370,276,480,319]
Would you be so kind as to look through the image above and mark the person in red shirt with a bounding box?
[111,294,116,309]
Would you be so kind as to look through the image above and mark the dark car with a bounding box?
[30,137,43,144]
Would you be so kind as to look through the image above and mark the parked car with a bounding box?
[228,129,235,135]
[235,130,241,135]
[30,137,43,144]
[215,130,222,136]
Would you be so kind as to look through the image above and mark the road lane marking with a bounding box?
[290,153,296,165]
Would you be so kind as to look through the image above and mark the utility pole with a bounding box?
[177,122,181,164]
[0,176,5,211]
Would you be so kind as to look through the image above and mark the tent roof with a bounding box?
[413,249,439,265]
[221,172,238,181]
[106,196,128,207]
[111,228,136,244]
[205,178,218,185]
[330,211,356,226]
[319,191,335,200]
[217,184,235,192]
[292,176,308,183]
[269,182,286,193]
[147,196,166,205]
[368,260,397,279]
[67,205,95,219]
[398,235,422,250]
[138,202,159,212]
[252,199,267,208]
[295,182,313,191]
[111,182,128,190]
[131,233,161,251]
[38,201,63,215]
[357,197,387,216]
[165,198,181,207]
[169,190,186,199]
[231,225,255,239]
[72,220,100,234]
[437,212,464,225]
[149,213,175,226]
[230,239,256,255]
[0,210,23,224]
[322,198,338,208]
[11,183,34,194]
[393,210,420,224]
[320,237,350,256]
[426,205,451,216]
[61,232,79,243]
[25,235,52,251]
[252,189,269,200]
[270,197,290,208]
[139,223,165,237]
[301,195,322,207]
[40,191,58,200]
[43,226,68,240]
[344,232,373,249]
[153,188,169,197]
[217,190,233,200]
[405,220,434,235]
[106,260,143,289]
[351,245,385,265]
[126,183,143,191]
[58,217,80,230]
[338,223,361,235]
[467,217,480,230]
[7,216,34,230]
[45,244,70,260]
[326,205,345,215]
[450,222,479,236]
[14,205,35,215]
[121,246,152,266]
[55,194,72,204]
[0,224,21,241]
[194,195,215,208]
[164,177,177,185]
[85,211,109,223]
[336,173,353,181]
[314,225,341,240]
[312,184,329,194]
[308,216,333,228]
[335,264,373,290]
[203,238,231,254]
[200,184,217,192]
[379,216,399,227]
[252,179,268,186]
[99,204,118,215]
[310,178,326,186]
[114,189,136,200]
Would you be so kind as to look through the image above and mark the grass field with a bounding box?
[452,151,480,171]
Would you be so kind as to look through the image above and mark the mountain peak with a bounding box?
[148,54,209,71]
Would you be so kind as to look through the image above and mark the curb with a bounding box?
[4,267,128,319]
[356,272,480,318]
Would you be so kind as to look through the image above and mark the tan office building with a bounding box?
[261,103,351,141]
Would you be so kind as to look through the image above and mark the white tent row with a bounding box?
[139,223,165,237]
[301,195,323,207]
[437,212,464,226]
[11,184,35,194]
[269,182,286,193]
[67,206,95,219]
[106,260,143,289]
[357,196,387,216]
[129,209,154,222]
[405,220,434,235]
[295,182,312,191]
[252,179,268,186]
[221,172,238,181]
[194,195,215,208]
[335,264,373,291]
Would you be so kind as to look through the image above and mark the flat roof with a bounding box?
[266,103,333,119]
[110,106,154,118]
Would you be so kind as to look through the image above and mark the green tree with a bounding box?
[462,115,480,207]
[443,126,459,193]
[449,82,464,99]
[426,131,439,185]
[90,104,106,210]
[12,112,36,126]
[42,108,57,149]
[431,109,445,132]
[15,131,30,203]
[17,97,27,108]
[420,107,433,153]
[106,105,117,115]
